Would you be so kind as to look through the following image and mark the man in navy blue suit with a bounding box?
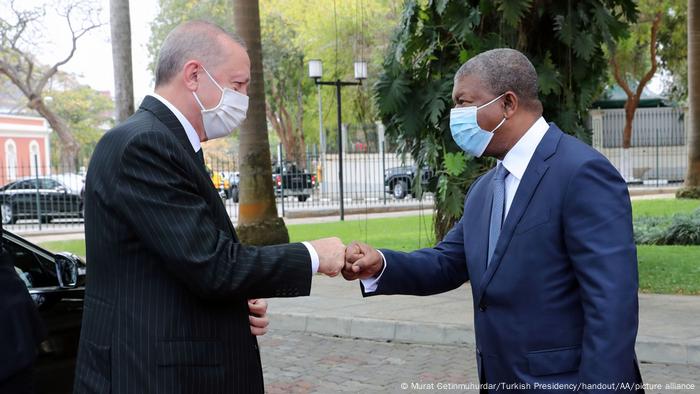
[343,49,643,393]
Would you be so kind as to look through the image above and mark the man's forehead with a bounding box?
[452,75,485,98]
[218,38,251,78]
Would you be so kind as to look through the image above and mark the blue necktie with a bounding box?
[488,164,509,266]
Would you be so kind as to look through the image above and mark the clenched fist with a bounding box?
[342,241,384,280]
[309,237,345,277]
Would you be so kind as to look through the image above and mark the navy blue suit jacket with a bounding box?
[365,125,643,392]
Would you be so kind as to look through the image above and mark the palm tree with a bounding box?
[682,0,700,197]
[110,0,134,122]
[232,0,290,245]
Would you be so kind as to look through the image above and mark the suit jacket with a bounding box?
[74,96,312,394]
[0,221,45,381]
[365,125,643,393]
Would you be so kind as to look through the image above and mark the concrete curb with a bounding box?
[269,312,699,366]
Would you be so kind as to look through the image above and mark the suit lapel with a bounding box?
[476,125,563,305]
[138,96,238,240]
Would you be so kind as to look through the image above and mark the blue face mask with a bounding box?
[450,94,506,157]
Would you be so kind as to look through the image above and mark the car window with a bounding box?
[16,180,38,190]
[40,179,61,189]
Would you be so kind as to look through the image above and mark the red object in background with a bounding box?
[0,115,52,185]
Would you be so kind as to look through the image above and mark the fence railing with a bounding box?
[1,146,432,232]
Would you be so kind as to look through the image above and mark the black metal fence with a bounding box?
[0,160,86,232]
[590,107,688,187]
[2,145,432,232]
[211,144,434,223]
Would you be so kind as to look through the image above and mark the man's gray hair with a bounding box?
[454,48,541,110]
[155,20,246,87]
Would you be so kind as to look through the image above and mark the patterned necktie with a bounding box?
[487,163,509,266]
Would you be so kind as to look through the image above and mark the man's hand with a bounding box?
[309,237,345,277]
[342,241,384,280]
[248,299,269,336]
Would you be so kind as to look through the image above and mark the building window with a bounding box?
[29,140,42,176]
[5,139,17,181]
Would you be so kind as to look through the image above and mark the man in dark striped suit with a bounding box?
[74,20,345,393]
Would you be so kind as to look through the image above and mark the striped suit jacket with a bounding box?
[73,96,312,393]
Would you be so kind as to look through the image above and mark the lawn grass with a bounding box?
[631,198,700,218]
[637,245,700,295]
[287,214,436,251]
[37,199,700,295]
[39,240,86,257]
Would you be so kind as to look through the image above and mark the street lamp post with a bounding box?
[309,59,367,221]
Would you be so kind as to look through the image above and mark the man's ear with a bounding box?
[503,91,518,119]
[182,60,200,91]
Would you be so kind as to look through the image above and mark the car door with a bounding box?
[41,179,66,217]
[13,180,39,218]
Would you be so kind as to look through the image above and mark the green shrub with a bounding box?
[634,209,700,245]
[676,187,700,200]
[634,216,673,245]
[661,213,700,245]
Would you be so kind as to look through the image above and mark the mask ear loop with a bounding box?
[476,93,505,110]
[475,93,507,133]
[200,66,225,92]
[490,116,507,133]
[192,91,206,110]
[192,65,225,111]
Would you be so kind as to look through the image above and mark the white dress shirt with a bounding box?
[362,116,550,292]
[148,94,319,274]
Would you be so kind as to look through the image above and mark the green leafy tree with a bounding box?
[607,0,662,180]
[261,12,309,167]
[375,0,637,240]
[46,83,114,169]
[148,1,399,153]
[657,1,688,102]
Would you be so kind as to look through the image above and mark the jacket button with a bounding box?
[479,304,487,312]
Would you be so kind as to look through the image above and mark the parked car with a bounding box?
[1,177,84,225]
[272,162,316,202]
[2,229,86,394]
[384,165,435,199]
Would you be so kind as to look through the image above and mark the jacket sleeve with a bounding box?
[114,131,312,300]
[563,157,640,388]
[362,212,469,297]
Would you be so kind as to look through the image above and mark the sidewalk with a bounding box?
[268,275,700,366]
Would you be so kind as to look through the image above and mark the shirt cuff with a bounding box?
[302,241,319,274]
[360,250,387,293]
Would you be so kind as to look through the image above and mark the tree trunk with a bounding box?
[110,0,135,123]
[620,98,637,181]
[686,0,700,189]
[609,12,661,183]
[233,0,289,245]
[28,97,79,172]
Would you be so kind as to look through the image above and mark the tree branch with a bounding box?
[635,12,661,100]
[610,55,634,98]
[35,3,104,93]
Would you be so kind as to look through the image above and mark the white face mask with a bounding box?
[192,66,249,140]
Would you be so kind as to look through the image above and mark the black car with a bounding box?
[2,229,85,394]
[272,162,316,202]
[1,178,84,225]
[384,165,434,199]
